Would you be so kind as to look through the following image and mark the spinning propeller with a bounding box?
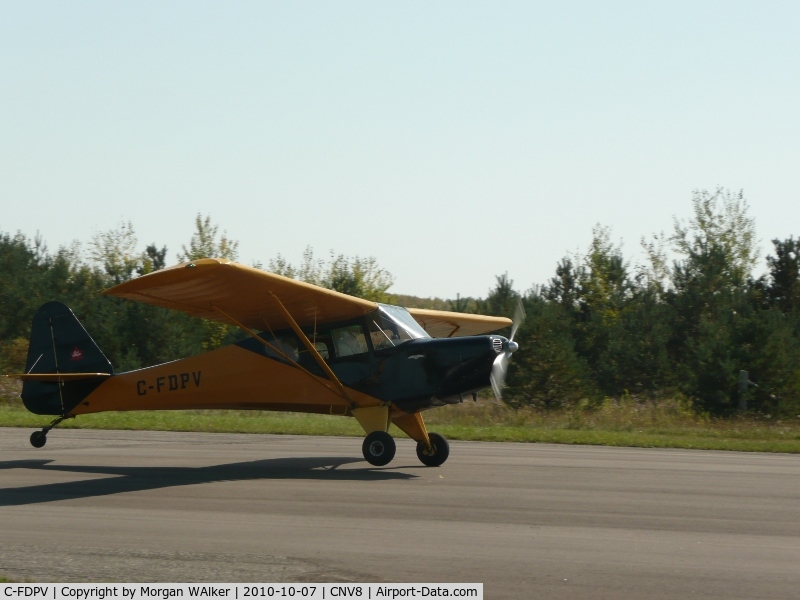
[490,299,525,399]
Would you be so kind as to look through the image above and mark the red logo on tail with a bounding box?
[70,347,84,361]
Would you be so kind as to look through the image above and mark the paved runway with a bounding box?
[1,427,800,599]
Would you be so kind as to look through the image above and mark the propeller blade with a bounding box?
[492,301,525,400]
[509,299,526,342]
[490,352,511,399]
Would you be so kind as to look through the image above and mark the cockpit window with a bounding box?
[331,324,369,357]
[367,304,430,350]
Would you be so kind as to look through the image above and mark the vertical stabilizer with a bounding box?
[21,302,113,416]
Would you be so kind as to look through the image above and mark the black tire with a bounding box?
[30,431,47,449]
[416,432,449,467]
[362,431,396,466]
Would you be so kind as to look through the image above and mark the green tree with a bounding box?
[568,226,633,396]
[638,231,671,295]
[745,310,800,416]
[448,294,473,313]
[544,257,582,315]
[476,273,520,321]
[89,221,141,284]
[269,246,395,302]
[504,294,595,408]
[178,214,240,262]
[671,188,758,283]
[597,287,674,397]
[139,243,168,275]
[0,232,45,341]
[662,190,767,414]
[765,237,800,314]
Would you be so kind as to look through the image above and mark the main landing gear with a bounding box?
[362,431,396,466]
[361,430,450,467]
[29,415,72,448]
[416,432,449,467]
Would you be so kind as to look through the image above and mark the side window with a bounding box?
[368,317,398,351]
[331,324,369,358]
[276,336,299,362]
[314,341,330,360]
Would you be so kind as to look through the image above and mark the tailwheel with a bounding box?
[362,431,396,466]
[29,415,71,449]
[416,432,449,467]
[30,431,47,448]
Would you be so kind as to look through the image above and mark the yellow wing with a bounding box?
[406,308,511,338]
[104,258,377,330]
[105,258,511,337]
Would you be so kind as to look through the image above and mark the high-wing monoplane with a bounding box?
[7,259,521,467]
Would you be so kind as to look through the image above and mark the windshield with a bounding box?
[367,304,430,350]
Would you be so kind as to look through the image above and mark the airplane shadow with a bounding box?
[0,456,418,507]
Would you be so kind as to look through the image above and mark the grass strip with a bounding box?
[2,399,800,453]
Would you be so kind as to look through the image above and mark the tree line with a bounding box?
[2,190,800,417]
[483,189,800,417]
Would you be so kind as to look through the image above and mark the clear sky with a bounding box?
[2,1,799,298]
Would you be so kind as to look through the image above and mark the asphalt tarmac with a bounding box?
[1,427,800,599]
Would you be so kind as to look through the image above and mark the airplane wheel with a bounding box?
[362,431,396,466]
[416,432,449,467]
[30,431,47,449]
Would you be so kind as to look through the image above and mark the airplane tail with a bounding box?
[19,302,113,416]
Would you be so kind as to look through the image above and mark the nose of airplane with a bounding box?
[491,334,522,400]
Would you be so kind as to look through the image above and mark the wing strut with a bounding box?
[268,292,356,408]
[210,304,341,400]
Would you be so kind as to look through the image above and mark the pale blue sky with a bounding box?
[2,1,799,298]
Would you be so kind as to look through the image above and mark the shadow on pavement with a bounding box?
[0,455,417,507]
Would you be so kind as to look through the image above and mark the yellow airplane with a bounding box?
[8,259,522,467]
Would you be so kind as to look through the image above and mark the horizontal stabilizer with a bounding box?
[7,373,111,382]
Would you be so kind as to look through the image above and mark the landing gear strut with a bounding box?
[362,430,396,466]
[29,415,72,449]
